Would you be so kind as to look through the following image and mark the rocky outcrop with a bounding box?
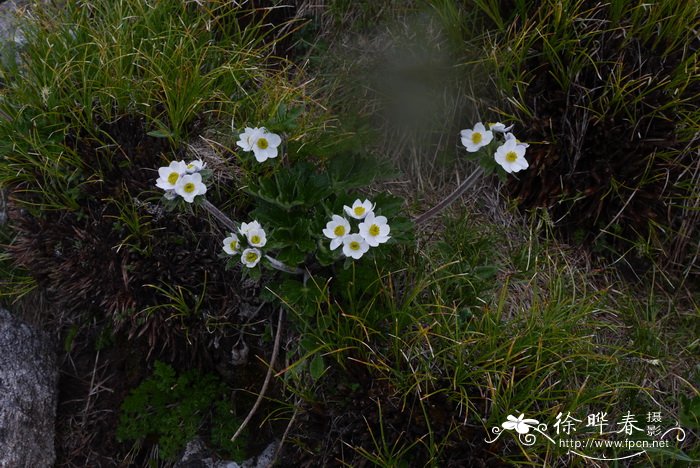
[0,308,57,468]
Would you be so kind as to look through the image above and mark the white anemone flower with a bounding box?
[460,122,494,152]
[222,233,240,255]
[358,212,390,247]
[236,127,257,152]
[342,234,370,260]
[246,228,267,248]
[322,215,351,250]
[237,127,282,162]
[174,172,207,203]
[239,220,262,236]
[488,122,514,133]
[343,199,374,220]
[494,139,529,174]
[185,159,206,173]
[155,160,187,190]
[504,132,530,148]
[241,248,262,268]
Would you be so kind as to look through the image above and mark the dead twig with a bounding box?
[230,307,284,443]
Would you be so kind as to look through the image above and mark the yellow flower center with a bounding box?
[369,224,380,236]
[257,138,269,150]
[333,225,346,236]
[183,182,196,193]
[245,251,258,262]
[349,241,361,251]
[187,163,195,170]
[505,151,518,163]
[167,172,179,185]
[229,240,238,251]
[471,132,482,144]
[250,235,261,244]
[354,206,365,216]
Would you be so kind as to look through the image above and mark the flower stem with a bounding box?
[199,198,304,275]
[265,255,305,275]
[200,199,238,233]
[413,166,484,225]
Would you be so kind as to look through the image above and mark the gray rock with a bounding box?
[0,308,57,468]
[175,438,280,468]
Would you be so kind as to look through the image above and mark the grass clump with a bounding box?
[479,0,700,284]
[275,212,658,466]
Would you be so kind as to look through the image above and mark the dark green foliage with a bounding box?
[117,361,246,461]
[245,136,411,268]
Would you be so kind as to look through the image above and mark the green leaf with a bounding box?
[680,395,700,429]
[309,354,326,381]
[645,446,697,463]
[147,129,173,138]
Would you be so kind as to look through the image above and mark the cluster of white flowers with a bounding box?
[323,199,390,260]
[222,220,268,268]
[155,159,208,202]
[236,127,282,163]
[460,122,529,173]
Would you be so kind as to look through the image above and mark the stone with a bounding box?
[0,308,57,468]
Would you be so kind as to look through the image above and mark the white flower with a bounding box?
[488,122,514,133]
[239,220,262,236]
[502,414,540,434]
[236,127,282,162]
[322,215,351,250]
[494,139,529,174]
[222,233,240,255]
[185,159,206,173]
[236,127,257,151]
[246,228,267,248]
[460,122,494,152]
[241,248,262,268]
[358,212,390,247]
[174,172,207,203]
[155,160,187,190]
[343,199,374,220]
[342,234,370,260]
[504,132,530,148]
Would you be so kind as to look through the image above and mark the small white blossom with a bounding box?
[155,160,187,190]
[236,127,282,162]
[488,122,514,133]
[241,248,262,268]
[358,212,390,247]
[343,199,374,220]
[236,127,257,151]
[222,233,240,255]
[246,228,267,248]
[342,234,370,260]
[322,215,351,250]
[239,220,262,236]
[163,190,177,200]
[504,132,530,148]
[494,139,529,174]
[460,122,494,152]
[185,159,206,173]
[174,172,207,203]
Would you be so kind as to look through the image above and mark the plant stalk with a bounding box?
[413,166,484,225]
